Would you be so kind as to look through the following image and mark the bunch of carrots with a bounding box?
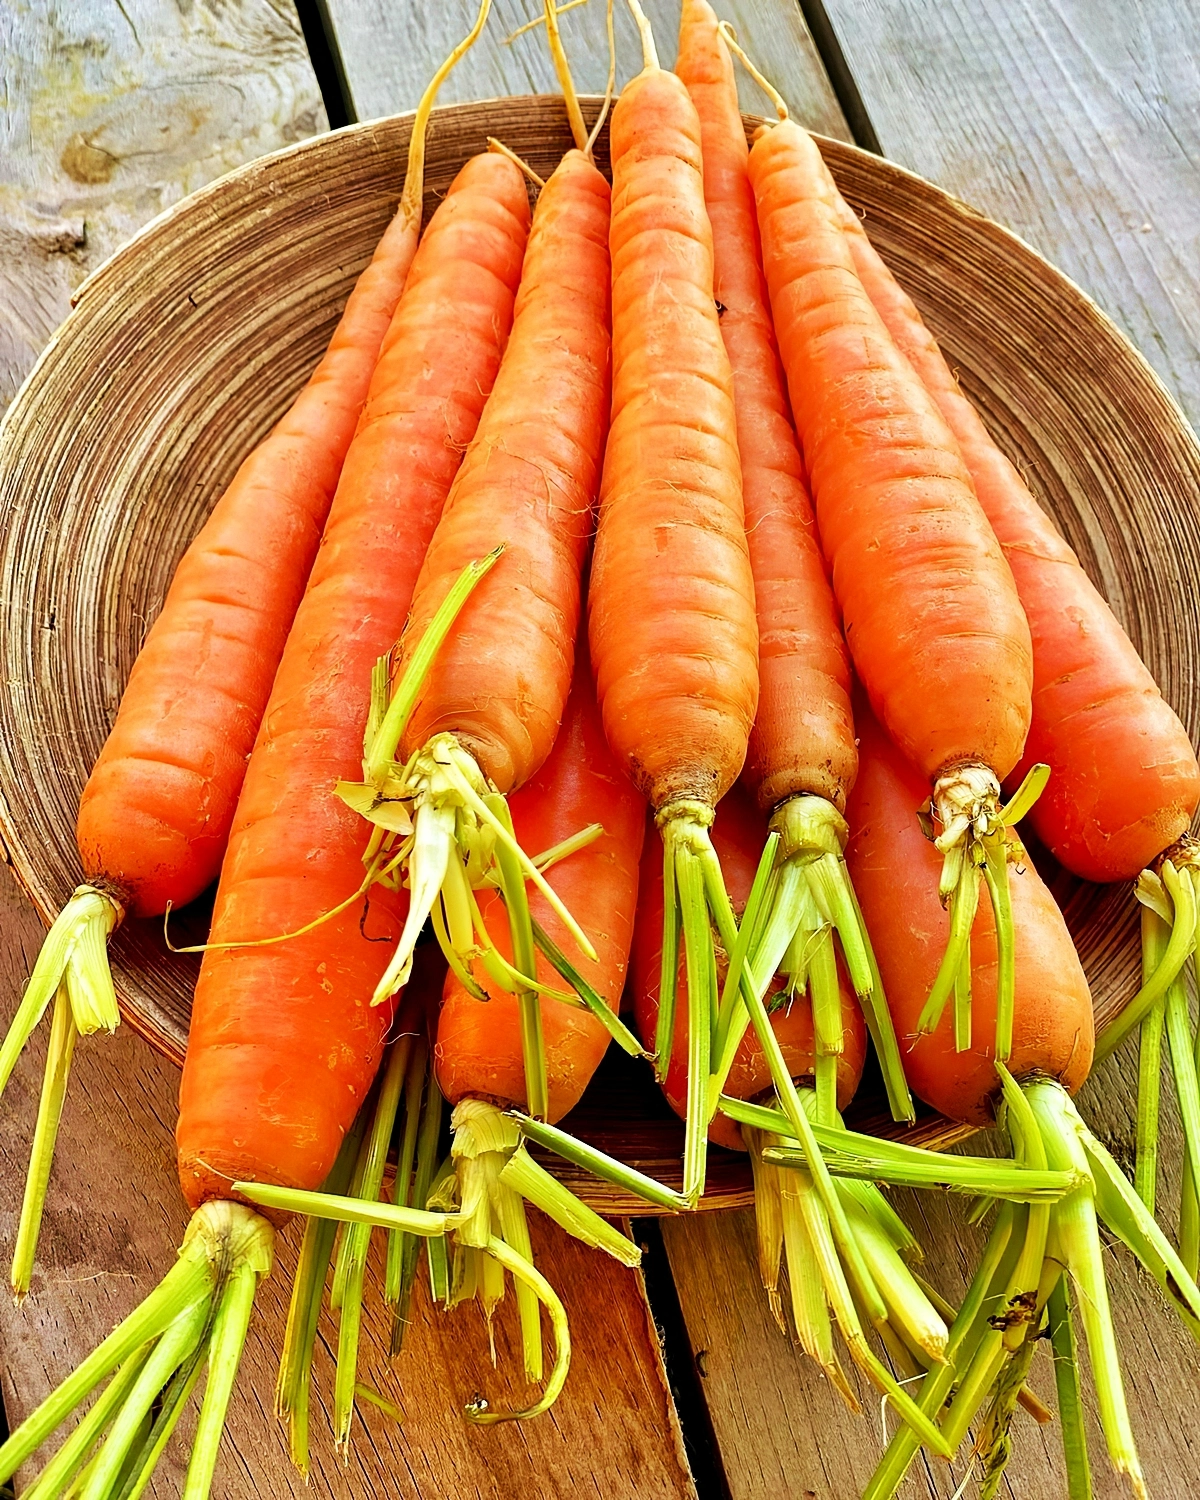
[1,1,1198,1497]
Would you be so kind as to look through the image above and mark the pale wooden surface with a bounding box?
[321,0,850,141]
[0,0,326,411]
[820,0,1200,431]
[0,866,694,1499]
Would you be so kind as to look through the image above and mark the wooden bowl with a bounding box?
[2,98,1198,1214]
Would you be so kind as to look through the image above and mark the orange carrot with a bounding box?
[0,8,494,1303]
[846,700,1200,1500]
[435,648,645,1125]
[831,194,1200,1221]
[356,131,614,1099]
[177,150,531,1210]
[748,112,1036,1065]
[846,705,1092,1127]
[0,148,530,1500]
[675,0,911,1127]
[834,194,1200,887]
[587,1,757,1202]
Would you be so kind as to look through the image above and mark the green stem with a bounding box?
[1047,1277,1093,1500]
[181,1262,259,1500]
[982,833,1016,1062]
[20,1349,150,1500]
[1026,1080,1146,1498]
[675,840,715,1203]
[510,1112,688,1212]
[654,834,681,1078]
[861,1202,1019,1500]
[726,1096,1074,1200]
[463,1237,570,1423]
[276,1113,366,1475]
[492,1184,542,1383]
[232,1183,455,1238]
[12,986,79,1299]
[1135,903,1170,1212]
[392,1068,445,1355]
[488,794,548,1120]
[1100,858,1198,1059]
[529,918,646,1057]
[0,1251,211,1482]
[365,547,504,781]
[841,879,913,1124]
[78,1298,210,1500]
[1185,936,1200,1278]
[499,1144,644,1263]
[918,856,979,1037]
[332,1034,412,1449]
[386,1037,427,1306]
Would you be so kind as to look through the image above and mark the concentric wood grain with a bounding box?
[0,98,1195,1213]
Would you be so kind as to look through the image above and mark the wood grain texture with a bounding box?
[822,0,1200,432]
[0,0,327,412]
[0,859,695,1498]
[321,0,850,140]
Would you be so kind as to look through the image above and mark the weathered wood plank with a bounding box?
[321,0,850,140]
[0,0,327,411]
[0,869,694,1498]
[820,0,1200,430]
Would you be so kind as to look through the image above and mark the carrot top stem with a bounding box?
[584,0,617,158]
[1099,838,1200,1059]
[918,761,1049,1061]
[275,1112,368,1476]
[731,795,914,1125]
[0,884,122,1297]
[745,1096,952,1454]
[0,1202,274,1500]
[867,1075,1200,1499]
[511,1111,690,1212]
[1046,1277,1094,1498]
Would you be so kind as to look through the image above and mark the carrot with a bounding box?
[746,101,1038,1069]
[414,641,649,1416]
[587,0,758,1203]
[833,193,1200,887]
[632,780,964,1449]
[831,190,1200,1230]
[847,702,1200,1500]
[0,4,493,1301]
[846,706,1092,1127]
[435,650,646,1127]
[0,132,532,1500]
[675,0,911,1129]
[350,59,614,1139]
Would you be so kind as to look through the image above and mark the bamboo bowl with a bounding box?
[2,98,1199,1214]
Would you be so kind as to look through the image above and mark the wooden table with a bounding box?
[3,2,1200,1495]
